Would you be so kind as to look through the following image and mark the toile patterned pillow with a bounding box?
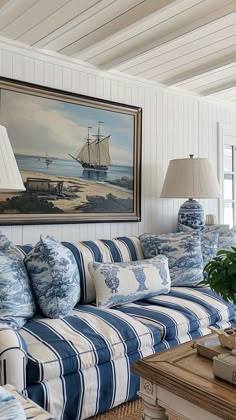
[204,224,229,234]
[88,255,171,308]
[178,225,219,266]
[25,235,81,318]
[0,386,26,420]
[200,231,219,266]
[218,231,236,251]
[0,231,28,260]
[0,232,36,329]
[140,232,203,287]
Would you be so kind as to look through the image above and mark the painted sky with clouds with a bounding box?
[0,89,134,166]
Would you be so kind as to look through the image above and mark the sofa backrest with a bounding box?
[17,236,143,304]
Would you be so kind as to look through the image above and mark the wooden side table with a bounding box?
[132,335,236,420]
[3,385,53,420]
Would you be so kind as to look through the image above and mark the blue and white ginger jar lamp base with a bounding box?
[178,199,205,230]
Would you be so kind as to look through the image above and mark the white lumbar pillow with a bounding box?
[88,255,171,308]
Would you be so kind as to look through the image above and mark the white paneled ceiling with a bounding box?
[1,0,236,103]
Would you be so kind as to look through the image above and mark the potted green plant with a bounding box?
[202,248,236,303]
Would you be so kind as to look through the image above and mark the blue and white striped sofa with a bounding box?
[0,236,234,420]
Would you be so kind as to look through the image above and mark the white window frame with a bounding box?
[218,122,236,226]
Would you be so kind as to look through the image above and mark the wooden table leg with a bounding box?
[140,397,167,419]
[138,378,168,420]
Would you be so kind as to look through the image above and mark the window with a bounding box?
[218,124,236,228]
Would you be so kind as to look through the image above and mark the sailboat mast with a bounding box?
[97,121,103,166]
[85,126,92,164]
[69,120,111,170]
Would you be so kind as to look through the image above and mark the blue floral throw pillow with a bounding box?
[0,233,36,329]
[178,225,219,266]
[0,387,26,420]
[140,232,203,287]
[88,255,171,308]
[25,235,81,318]
[218,231,236,251]
[200,231,219,266]
[204,224,229,234]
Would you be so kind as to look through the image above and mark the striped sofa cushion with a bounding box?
[20,304,160,383]
[18,236,143,304]
[25,324,212,420]
[118,287,235,341]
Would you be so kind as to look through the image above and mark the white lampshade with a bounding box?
[0,125,25,192]
[161,157,221,199]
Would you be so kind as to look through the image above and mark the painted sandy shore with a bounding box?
[0,171,133,212]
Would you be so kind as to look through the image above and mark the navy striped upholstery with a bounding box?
[118,287,234,341]
[0,326,27,392]
[13,237,235,420]
[17,236,143,304]
[62,237,143,303]
[26,327,209,420]
[18,286,234,420]
[21,306,159,384]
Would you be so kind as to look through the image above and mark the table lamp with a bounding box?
[0,125,25,191]
[160,155,221,230]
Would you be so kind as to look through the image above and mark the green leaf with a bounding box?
[203,248,236,302]
[228,265,236,275]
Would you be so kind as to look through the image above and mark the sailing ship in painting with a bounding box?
[69,121,111,171]
[45,145,53,167]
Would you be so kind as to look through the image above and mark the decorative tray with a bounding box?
[196,336,231,360]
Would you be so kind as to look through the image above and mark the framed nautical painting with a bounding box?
[0,77,142,225]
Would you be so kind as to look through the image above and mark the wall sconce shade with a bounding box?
[0,125,25,192]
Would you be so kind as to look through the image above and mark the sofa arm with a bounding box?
[0,326,27,392]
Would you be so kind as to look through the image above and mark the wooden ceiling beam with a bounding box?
[211,87,236,99]
[117,11,236,76]
[59,0,175,57]
[0,0,39,32]
[87,0,236,69]
[0,0,70,40]
[168,60,236,90]
[160,48,236,86]
[36,0,148,51]
[167,57,236,87]
[18,0,99,45]
[33,0,127,49]
[200,78,236,95]
[58,0,148,55]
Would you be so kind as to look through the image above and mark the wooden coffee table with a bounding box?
[132,335,236,420]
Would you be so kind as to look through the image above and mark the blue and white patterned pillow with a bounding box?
[178,225,219,266]
[25,235,81,318]
[140,232,203,287]
[0,386,26,420]
[204,224,229,234]
[179,223,230,235]
[0,233,36,329]
[201,231,219,266]
[16,236,144,305]
[0,232,27,260]
[218,231,236,251]
[89,255,171,308]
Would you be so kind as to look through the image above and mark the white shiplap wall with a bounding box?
[1,41,236,244]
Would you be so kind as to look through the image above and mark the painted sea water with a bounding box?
[6,155,134,215]
[16,155,133,183]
